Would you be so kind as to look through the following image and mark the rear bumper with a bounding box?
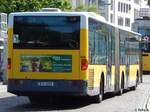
[8,79,88,96]
[143,71,150,74]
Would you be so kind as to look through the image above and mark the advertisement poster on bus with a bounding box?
[20,55,72,72]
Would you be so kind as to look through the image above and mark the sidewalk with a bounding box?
[0,84,7,92]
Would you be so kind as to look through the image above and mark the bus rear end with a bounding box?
[7,13,88,97]
[141,41,150,74]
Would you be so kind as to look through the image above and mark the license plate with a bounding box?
[37,81,54,87]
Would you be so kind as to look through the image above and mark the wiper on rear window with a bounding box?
[65,39,79,49]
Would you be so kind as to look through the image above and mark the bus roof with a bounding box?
[9,11,141,36]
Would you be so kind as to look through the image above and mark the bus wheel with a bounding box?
[137,74,139,85]
[94,79,104,103]
[28,96,50,105]
[118,76,124,95]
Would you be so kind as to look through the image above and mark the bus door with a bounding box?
[106,29,112,89]
[126,54,130,87]
[126,38,130,87]
[114,29,120,91]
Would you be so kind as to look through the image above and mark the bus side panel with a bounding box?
[119,65,126,87]
[111,65,115,90]
[142,53,150,73]
[87,65,106,96]
[80,28,88,81]
[8,28,13,79]
[129,65,139,86]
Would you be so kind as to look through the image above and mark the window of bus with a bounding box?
[88,18,107,65]
[126,34,140,65]
[13,16,80,49]
[141,41,150,52]
[119,30,126,65]
[141,36,150,52]
[138,27,150,52]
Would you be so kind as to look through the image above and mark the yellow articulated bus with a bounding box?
[7,11,141,104]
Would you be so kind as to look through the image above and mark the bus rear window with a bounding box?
[13,16,80,49]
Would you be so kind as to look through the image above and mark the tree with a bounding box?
[40,0,71,11]
[74,4,98,13]
[0,0,72,14]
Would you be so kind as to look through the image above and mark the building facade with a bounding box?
[70,0,141,31]
[109,0,141,30]
[0,13,7,83]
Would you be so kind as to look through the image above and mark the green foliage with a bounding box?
[40,0,71,11]
[0,0,72,13]
[74,4,98,13]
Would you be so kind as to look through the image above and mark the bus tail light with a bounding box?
[81,58,88,71]
[8,58,11,69]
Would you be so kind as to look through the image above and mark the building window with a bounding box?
[1,23,7,31]
[125,18,130,27]
[1,14,7,23]
[123,3,125,12]
[111,0,113,10]
[129,5,131,13]
[98,0,105,6]
[126,4,128,13]
[110,14,113,23]
[118,2,120,11]
[118,16,123,26]
[121,3,123,12]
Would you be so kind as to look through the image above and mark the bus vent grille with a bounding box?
[88,69,94,89]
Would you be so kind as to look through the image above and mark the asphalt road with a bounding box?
[0,75,150,112]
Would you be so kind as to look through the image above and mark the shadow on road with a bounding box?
[3,77,149,112]
[0,93,118,112]
[2,96,94,112]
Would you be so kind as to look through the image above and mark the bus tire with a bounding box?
[94,78,104,103]
[118,75,124,95]
[136,72,140,85]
